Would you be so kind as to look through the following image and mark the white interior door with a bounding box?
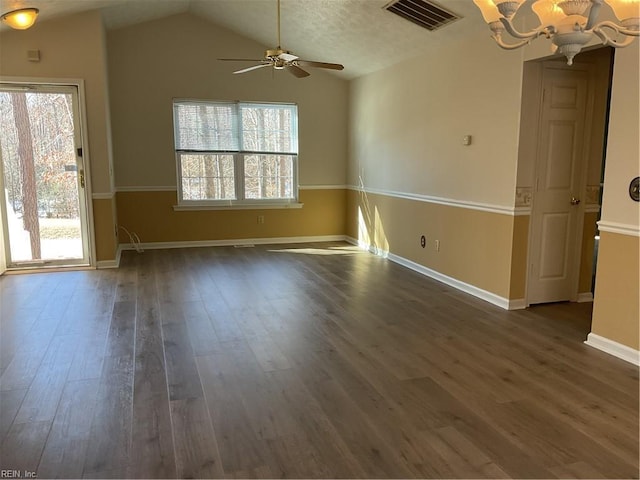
[0,83,90,269]
[528,65,590,305]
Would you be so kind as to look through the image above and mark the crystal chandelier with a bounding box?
[473,0,640,65]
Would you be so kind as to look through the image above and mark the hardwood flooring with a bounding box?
[0,242,638,479]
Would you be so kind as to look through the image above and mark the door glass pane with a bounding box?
[0,90,83,264]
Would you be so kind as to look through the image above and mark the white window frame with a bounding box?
[173,100,301,210]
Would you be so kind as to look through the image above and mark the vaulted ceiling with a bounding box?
[0,0,497,79]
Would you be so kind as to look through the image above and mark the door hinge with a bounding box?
[79,169,85,188]
[77,147,83,157]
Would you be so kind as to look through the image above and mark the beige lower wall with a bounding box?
[579,212,599,294]
[115,189,346,244]
[591,231,639,350]
[509,215,530,300]
[346,189,515,299]
[93,198,118,262]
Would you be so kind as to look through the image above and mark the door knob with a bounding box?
[570,196,581,206]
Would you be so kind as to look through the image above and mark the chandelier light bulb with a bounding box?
[533,0,568,26]
[473,0,503,23]
[604,0,640,21]
[494,0,526,18]
[556,0,592,16]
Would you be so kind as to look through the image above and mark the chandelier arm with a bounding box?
[592,28,638,47]
[499,17,549,39]
[492,34,533,50]
[591,20,640,37]
[585,0,603,30]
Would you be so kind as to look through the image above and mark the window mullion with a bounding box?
[293,154,298,202]
[236,153,245,201]
[235,103,245,200]
[176,153,185,202]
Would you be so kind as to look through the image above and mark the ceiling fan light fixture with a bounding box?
[218,0,343,78]
[1,7,39,30]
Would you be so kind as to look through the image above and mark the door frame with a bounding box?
[0,76,97,269]
[525,60,597,306]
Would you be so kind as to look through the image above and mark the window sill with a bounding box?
[173,202,304,211]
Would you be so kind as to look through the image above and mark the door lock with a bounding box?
[570,196,581,206]
[79,169,85,188]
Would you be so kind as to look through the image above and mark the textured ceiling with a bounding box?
[0,0,493,79]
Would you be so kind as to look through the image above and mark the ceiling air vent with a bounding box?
[383,0,460,31]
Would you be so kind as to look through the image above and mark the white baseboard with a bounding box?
[96,259,118,269]
[577,292,593,303]
[345,236,517,311]
[388,252,514,310]
[508,298,527,310]
[119,235,348,252]
[96,247,122,269]
[345,236,390,256]
[585,333,640,366]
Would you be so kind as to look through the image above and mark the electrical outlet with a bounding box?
[257,215,265,224]
[435,239,440,252]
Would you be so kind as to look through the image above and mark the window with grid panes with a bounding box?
[173,100,298,206]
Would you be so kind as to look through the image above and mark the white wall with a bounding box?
[600,42,640,230]
[348,32,525,208]
[107,13,349,189]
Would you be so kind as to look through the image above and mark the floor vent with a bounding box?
[383,0,460,31]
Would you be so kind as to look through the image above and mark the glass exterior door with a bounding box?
[0,84,89,268]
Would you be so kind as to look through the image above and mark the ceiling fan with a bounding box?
[218,0,344,78]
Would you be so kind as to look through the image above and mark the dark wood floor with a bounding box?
[0,242,638,479]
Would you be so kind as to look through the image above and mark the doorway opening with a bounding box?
[0,83,91,269]
[520,47,614,308]
[591,50,616,296]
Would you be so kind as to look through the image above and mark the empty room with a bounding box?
[0,0,638,478]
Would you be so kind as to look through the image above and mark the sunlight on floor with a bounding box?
[268,246,367,256]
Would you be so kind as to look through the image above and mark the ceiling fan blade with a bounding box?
[234,64,271,74]
[278,52,299,62]
[296,60,344,71]
[287,65,310,78]
[219,58,266,62]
